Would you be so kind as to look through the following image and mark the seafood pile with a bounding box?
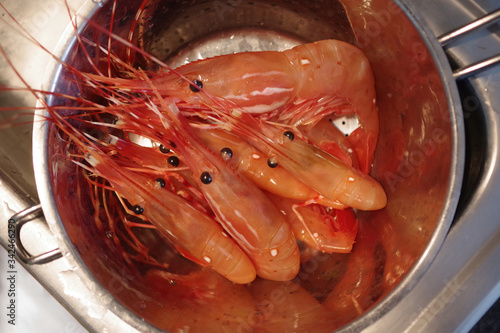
[40,37,386,284]
[2,11,386,280]
[1,1,388,330]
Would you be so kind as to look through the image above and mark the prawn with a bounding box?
[141,95,300,281]
[192,126,345,209]
[43,105,257,284]
[100,39,379,171]
[269,194,358,254]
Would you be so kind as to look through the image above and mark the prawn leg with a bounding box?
[269,194,358,254]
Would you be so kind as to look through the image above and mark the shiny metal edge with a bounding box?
[336,1,467,331]
[10,204,63,265]
[438,9,500,46]
[364,1,500,332]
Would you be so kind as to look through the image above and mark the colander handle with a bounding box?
[9,204,63,265]
[438,9,500,80]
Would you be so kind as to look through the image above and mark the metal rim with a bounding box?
[335,1,466,330]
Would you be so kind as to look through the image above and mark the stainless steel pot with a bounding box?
[11,0,475,331]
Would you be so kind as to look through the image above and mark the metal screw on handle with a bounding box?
[9,204,63,265]
[438,9,500,80]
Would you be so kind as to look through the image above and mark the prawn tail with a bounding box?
[270,194,357,254]
[347,127,377,174]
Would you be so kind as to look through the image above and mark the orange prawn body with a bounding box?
[150,51,298,114]
[193,127,344,208]
[275,134,387,211]
[150,40,372,118]
[146,39,379,170]
[73,134,257,284]
[155,103,301,281]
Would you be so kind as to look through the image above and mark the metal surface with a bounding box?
[11,204,62,265]
[0,0,498,332]
[365,0,500,332]
[438,9,500,80]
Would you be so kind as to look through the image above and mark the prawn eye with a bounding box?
[156,178,166,188]
[133,205,144,214]
[168,156,180,167]
[284,131,295,141]
[267,157,278,168]
[200,172,212,184]
[220,147,233,161]
[189,79,203,92]
[159,144,170,154]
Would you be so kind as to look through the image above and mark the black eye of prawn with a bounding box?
[200,172,213,184]
[284,131,295,141]
[267,157,279,168]
[159,144,170,154]
[189,79,203,92]
[156,178,166,188]
[220,147,233,161]
[168,156,180,167]
[133,205,144,215]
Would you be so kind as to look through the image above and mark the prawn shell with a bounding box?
[270,194,358,254]
[277,137,387,211]
[194,127,328,203]
[152,51,299,114]
[86,153,257,284]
